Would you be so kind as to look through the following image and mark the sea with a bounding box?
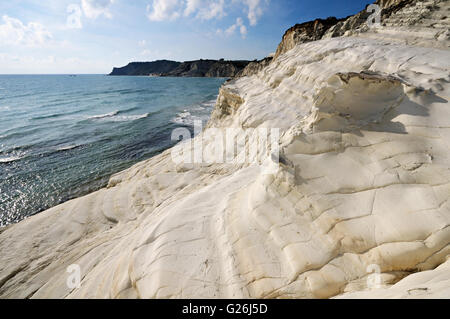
[0,75,226,227]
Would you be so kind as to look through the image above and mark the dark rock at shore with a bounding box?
[109,59,250,77]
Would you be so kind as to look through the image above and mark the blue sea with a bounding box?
[0,75,226,227]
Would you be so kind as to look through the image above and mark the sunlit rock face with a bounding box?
[0,0,449,299]
[249,0,449,77]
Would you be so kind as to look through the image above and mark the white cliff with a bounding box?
[0,0,449,299]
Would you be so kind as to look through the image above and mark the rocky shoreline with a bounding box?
[0,0,449,298]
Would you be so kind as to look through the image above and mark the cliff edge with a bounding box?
[0,0,449,299]
[239,0,449,77]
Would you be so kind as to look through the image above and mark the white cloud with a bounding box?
[184,0,202,16]
[147,0,181,21]
[196,0,225,20]
[81,0,115,19]
[224,24,235,36]
[146,0,265,35]
[244,0,263,26]
[0,15,53,47]
[149,0,225,21]
[220,17,247,38]
[138,40,147,47]
[240,24,247,38]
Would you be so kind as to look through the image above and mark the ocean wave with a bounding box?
[34,107,143,122]
[202,100,217,108]
[171,110,204,126]
[88,111,150,122]
[192,99,216,111]
[0,155,26,163]
[171,99,217,126]
[110,113,150,122]
[55,144,80,152]
[87,111,119,120]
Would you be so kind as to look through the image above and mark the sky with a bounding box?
[0,0,372,74]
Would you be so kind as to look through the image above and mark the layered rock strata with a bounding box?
[0,0,449,299]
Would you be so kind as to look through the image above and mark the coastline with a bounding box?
[0,0,449,299]
[109,59,251,77]
[0,75,225,227]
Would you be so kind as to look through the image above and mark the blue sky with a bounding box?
[0,0,371,74]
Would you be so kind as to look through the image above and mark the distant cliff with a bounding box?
[109,60,181,76]
[109,59,250,77]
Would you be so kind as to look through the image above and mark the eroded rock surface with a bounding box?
[247,0,449,77]
[0,0,449,299]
